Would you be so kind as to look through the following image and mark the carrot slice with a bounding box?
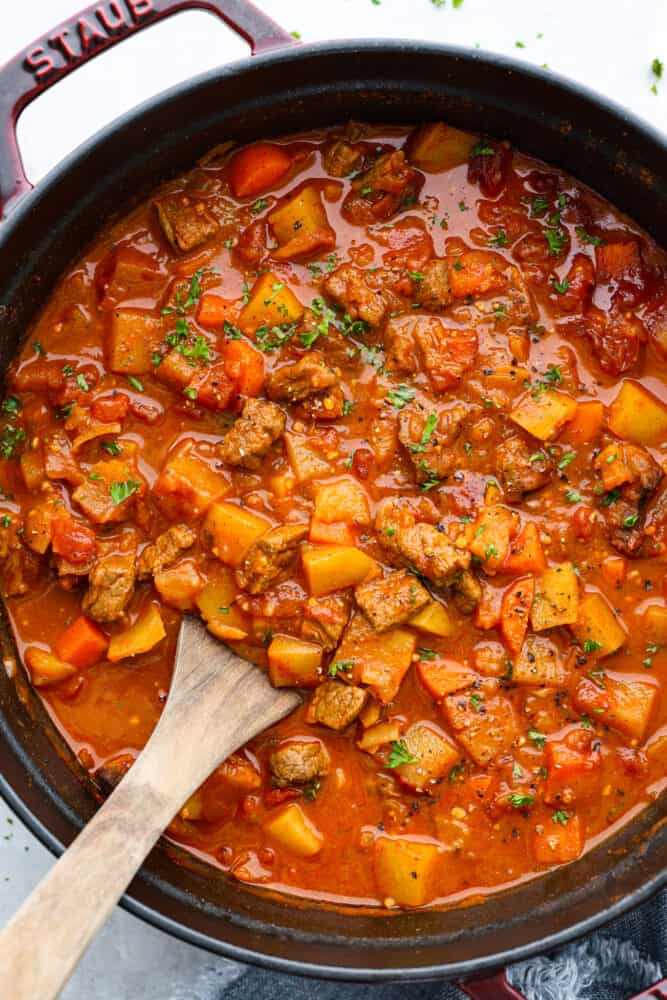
[228,143,291,198]
[55,615,109,669]
[499,576,534,654]
[503,522,546,575]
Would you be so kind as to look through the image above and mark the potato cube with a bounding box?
[263,803,323,857]
[405,121,478,172]
[442,691,519,765]
[203,501,270,567]
[643,605,667,645]
[374,836,441,906]
[510,389,578,441]
[608,380,667,446]
[357,720,402,752]
[533,814,583,864]
[571,591,627,658]
[108,309,163,374]
[25,647,78,687]
[154,560,203,612]
[531,562,579,631]
[408,600,456,637]
[267,635,323,687]
[573,676,658,741]
[196,566,248,635]
[284,433,333,483]
[269,185,335,260]
[394,722,459,792]
[153,442,230,519]
[302,545,376,597]
[107,605,166,663]
[239,272,304,333]
[513,634,570,687]
[314,477,371,525]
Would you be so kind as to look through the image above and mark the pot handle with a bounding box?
[0,0,296,215]
[457,971,527,999]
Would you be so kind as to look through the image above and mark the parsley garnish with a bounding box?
[76,373,90,392]
[418,646,437,661]
[575,225,604,247]
[545,226,567,256]
[508,793,534,809]
[471,141,494,157]
[623,512,639,528]
[488,229,509,248]
[126,375,144,392]
[565,489,582,503]
[410,412,438,453]
[528,728,546,749]
[386,384,415,409]
[0,425,25,459]
[552,277,569,294]
[387,740,418,768]
[1,397,21,416]
[109,479,141,506]
[328,659,354,677]
[558,451,577,469]
[250,198,269,214]
[530,196,549,218]
[102,441,122,457]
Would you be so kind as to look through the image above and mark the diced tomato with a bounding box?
[221,339,265,396]
[234,219,268,268]
[228,143,291,198]
[55,615,109,669]
[91,393,129,422]
[50,515,96,564]
[467,142,512,198]
[352,448,374,482]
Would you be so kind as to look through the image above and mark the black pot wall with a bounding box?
[0,40,666,981]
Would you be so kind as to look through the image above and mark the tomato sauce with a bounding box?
[2,121,667,910]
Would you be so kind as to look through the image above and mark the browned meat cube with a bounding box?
[443,690,519,765]
[398,402,468,483]
[596,442,663,556]
[269,739,330,787]
[154,194,219,253]
[354,569,430,632]
[297,385,346,422]
[306,679,367,730]
[82,541,136,623]
[393,722,459,792]
[96,753,135,792]
[266,353,338,404]
[0,517,40,598]
[322,138,364,178]
[412,321,478,393]
[301,591,352,650]
[496,436,554,503]
[236,524,308,594]
[384,317,418,374]
[412,259,451,311]
[218,398,286,470]
[137,523,197,581]
[323,265,387,328]
[376,499,480,610]
[44,431,83,486]
[343,151,423,224]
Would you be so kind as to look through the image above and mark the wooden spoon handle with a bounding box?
[0,619,299,999]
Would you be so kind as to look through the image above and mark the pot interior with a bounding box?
[0,41,666,978]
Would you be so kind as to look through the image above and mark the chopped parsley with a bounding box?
[386,384,416,410]
[0,425,25,459]
[102,441,122,457]
[470,692,484,713]
[575,225,604,247]
[623,512,639,528]
[552,277,569,294]
[250,198,269,214]
[126,375,144,392]
[303,780,320,801]
[545,226,567,256]
[109,479,141,506]
[386,740,418,768]
[528,728,546,749]
[33,342,46,355]
[76,373,90,392]
[565,489,582,503]
[470,141,494,157]
[507,793,534,809]
[162,266,212,316]
[488,229,509,248]
[418,646,437,661]
[1,397,21,416]
[328,659,354,677]
[530,196,550,218]
[254,322,296,353]
[552,810,570,826]
[448,761,466,783]
[558,451,577,469]
[410,412,438,453]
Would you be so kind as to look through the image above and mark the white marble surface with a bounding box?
[0,1,665,997]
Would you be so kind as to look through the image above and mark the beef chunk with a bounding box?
[266,353,338,404]
[154,194,219,253]
[298,309,357,369]
[376,499,480,610]
[343,151,423,224]
[236,524,308,594]
[219,398,286,470]
[302,591,352,650]
[595,443,663,556]
[413,322,478,393]
[322,138,364,178]
[412,259,451,311]
[384,317,418,374]
[297,384,346,422]
[496,436,554,502]
[355,569,430,631]
[82,542,136,623]
[137,523,196,581]
[0,518,40,598]
[44,431,83,486]
[305,679,367,730]
[398,402,468,483]
[323,265,387,327]
[269,739,330,787]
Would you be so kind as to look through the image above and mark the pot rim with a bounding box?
[1,35,666,981]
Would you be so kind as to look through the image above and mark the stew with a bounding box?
[2,121,667,910]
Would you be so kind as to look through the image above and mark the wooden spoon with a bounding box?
[0,616,300,999]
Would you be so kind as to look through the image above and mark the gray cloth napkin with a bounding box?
[171,890,665,1000]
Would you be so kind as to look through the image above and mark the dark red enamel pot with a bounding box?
[0,1,666,990]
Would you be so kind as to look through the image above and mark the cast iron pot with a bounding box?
[0,1,666,993]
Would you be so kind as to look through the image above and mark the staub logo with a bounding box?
[23,0,155,81]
